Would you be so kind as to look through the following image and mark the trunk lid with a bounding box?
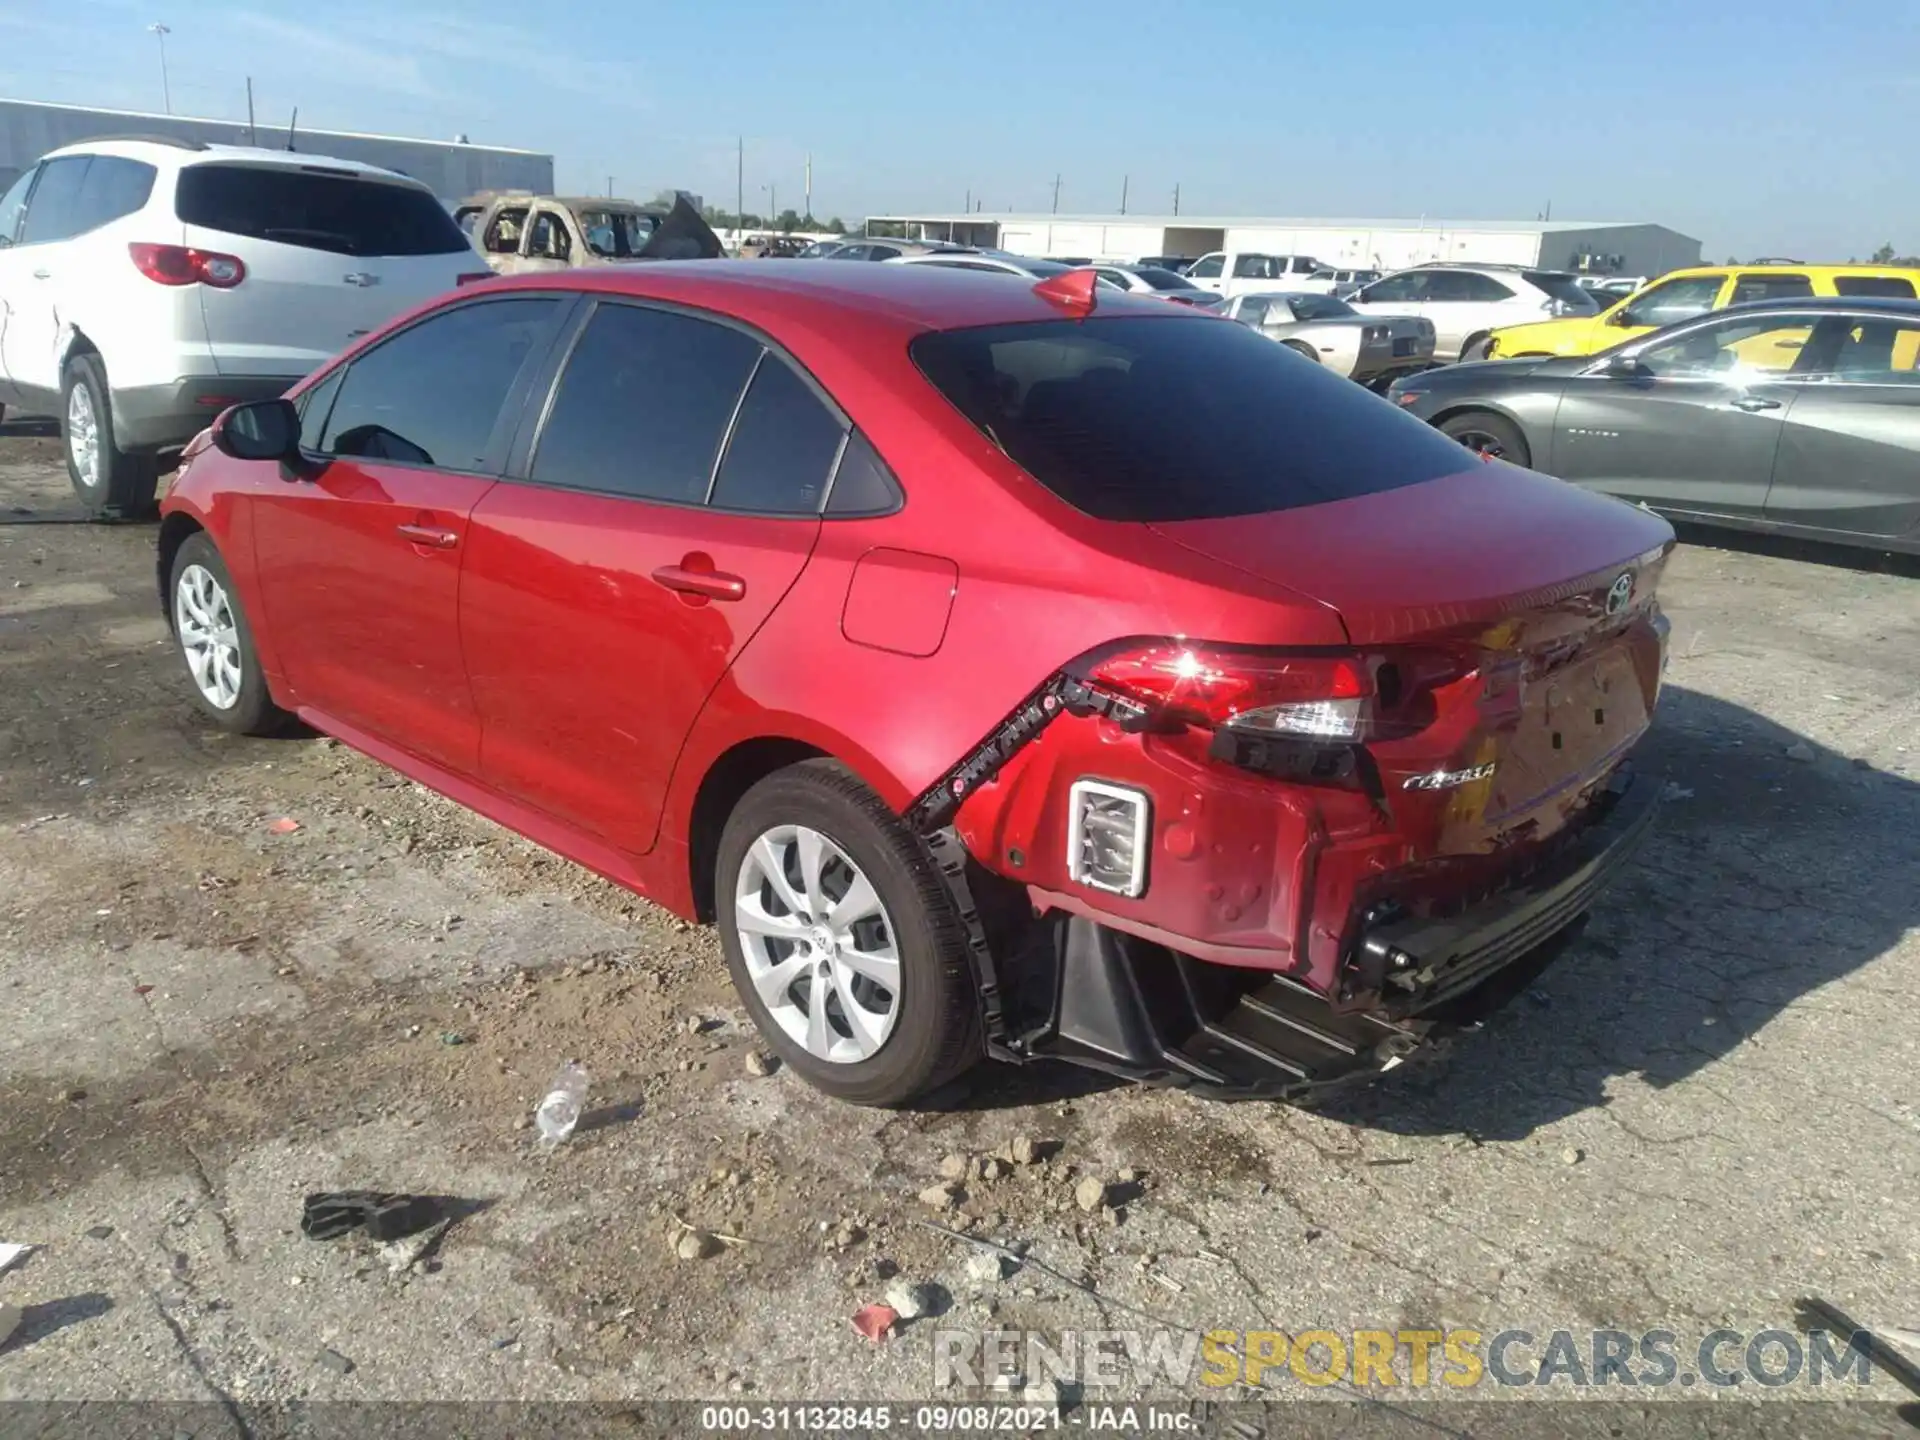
[1151,463,1674,851]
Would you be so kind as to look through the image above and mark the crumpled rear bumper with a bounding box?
[1010,770,1660,1099]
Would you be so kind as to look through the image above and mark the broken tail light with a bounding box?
[1087,644,1375,740]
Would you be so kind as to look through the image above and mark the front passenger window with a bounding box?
[0,166,35,245]
[320,298,560,469]
[1619,274,1724,327]
[1186,255,1223,279]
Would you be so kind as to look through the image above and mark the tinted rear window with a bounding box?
[1833,275,1917,299]
[1134,267,1197,292]
[1523,271,1599,309]
[175,163,469,256]
[911,316,1469,522]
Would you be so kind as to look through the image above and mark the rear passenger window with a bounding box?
[1833,276,1917,298]
[321,298,559,469]
[826,432,903,515]
[531,303,761,504]
[70,156,156,232]
[1730,273,1815,304]
[709,357,847,513]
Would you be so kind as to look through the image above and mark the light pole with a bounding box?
[762,183,776,229]
[148,23,172,115]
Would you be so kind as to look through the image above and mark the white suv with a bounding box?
[0,138,489,517]
[1343,263,1599,363]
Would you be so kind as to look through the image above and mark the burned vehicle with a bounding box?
[454,191,723,274]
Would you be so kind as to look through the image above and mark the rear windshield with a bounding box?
[911,316,1470,522]
[1286,295,1356,321]
[1133,267,1198,291]
[175,163,470,257]
[1524,271,1600,310]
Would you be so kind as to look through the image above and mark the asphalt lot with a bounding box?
[0,422,1915,1436]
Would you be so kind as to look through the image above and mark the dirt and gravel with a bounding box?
[0,422,1916,1435]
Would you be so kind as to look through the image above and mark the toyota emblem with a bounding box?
[1604,571,1634,616]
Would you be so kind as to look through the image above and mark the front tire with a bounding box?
[717,760,982,1106]
[1440,411,1531,467]
[1280,339,1318,362]
[1458,332,1492,363]
[169,532,289,736]
[62,353,159,521]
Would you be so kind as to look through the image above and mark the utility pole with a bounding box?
[1051,173,1062,214]
[606,175,614,198]
[245,76,255,144]
[1120,175,1128,214]
[1172,182,1180,217]
[964,187,970,213]
[148,23,172,114]
[804,153,812,224]
[736,136,744,235]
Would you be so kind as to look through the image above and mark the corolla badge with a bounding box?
[1403,762,1498,792]
[1604,571,1635,616]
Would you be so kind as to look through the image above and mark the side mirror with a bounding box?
[211,398,312,475]
[1607,307,1638,326]
[1598,352,1648,379]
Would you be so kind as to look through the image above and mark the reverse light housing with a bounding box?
[1068,779,1150,898]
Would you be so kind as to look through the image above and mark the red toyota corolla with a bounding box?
[159,262,1673,1106]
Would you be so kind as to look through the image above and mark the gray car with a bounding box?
[1389,297,1920,554]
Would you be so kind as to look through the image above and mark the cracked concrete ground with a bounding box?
[0,425,1916,1437]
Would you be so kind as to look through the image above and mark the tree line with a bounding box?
[702,207,852,235]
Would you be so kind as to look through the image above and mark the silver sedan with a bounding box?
[1220,291,1435,386]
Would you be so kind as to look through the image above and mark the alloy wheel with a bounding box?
[734,824,900,1064]
[67,383,100,489]
[174,564,243,709]
[1452,429,1506,459]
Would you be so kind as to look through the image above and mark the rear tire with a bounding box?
[716,759,982,1106]
[1458,332,1492,363]
[168,532,290,736]
[1440,411,1531,467]
[62,353,160,521]
[1280,339,1318,362]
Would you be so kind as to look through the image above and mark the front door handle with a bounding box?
[1731,395,1782,412]
[396,522,458,549]
[31,268,50,280]
[652,557,746,603]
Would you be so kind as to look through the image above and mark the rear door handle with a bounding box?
[31,269,50,280]
[396,522,458,549]
[652,560,746,603]
[1731,396,1782,412]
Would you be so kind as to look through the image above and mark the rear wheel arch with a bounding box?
[687,737,833,922]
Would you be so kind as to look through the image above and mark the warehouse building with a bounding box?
[0,97,552,202]
[866,213,1702,280]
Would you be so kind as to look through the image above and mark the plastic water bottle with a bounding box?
[534,1060,590,1144]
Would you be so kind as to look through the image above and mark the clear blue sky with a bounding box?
[1,0,1912,257]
